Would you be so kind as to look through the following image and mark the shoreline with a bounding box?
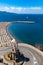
[6,28,43,57]
[0,22,43,57]
[18,43,43,56]
[6,22,43,56]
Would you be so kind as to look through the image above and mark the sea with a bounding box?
[0,13,43,46]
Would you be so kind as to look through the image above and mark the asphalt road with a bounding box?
[0,47,12,55]
[18,46,43,65]
[0,45,43,65]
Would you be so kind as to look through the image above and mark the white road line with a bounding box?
[34,61,38,65]
[33,57,38,65]
[19,46,38,65]
[27,49,38,65]
[28,51,38,65]
[0,46,38,65]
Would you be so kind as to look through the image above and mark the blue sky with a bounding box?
[0,0,43,14]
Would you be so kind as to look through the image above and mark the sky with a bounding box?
[0,0,43,14]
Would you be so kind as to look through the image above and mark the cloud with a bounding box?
[0,5,43,14]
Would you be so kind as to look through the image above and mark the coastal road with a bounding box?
[18,44,43,65]
[0,44,43,65]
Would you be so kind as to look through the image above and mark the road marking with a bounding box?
[0,46,39,65]
[19,47,38,65]
[34,61,38,65]
[34,57,36,60]
[33,57,38,65]
[27,49,38,65]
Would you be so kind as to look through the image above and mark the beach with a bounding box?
[0,22,43,65]
[0,22,43,55]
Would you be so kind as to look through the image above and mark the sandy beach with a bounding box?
[0,22,43,56]
[0,22,43,65]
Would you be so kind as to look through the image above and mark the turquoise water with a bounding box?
[8,22,43,46]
